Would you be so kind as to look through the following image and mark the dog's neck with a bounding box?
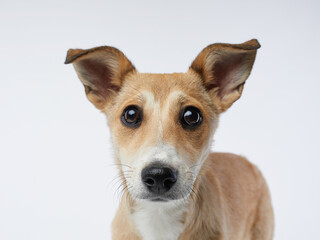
[131,199,188,240]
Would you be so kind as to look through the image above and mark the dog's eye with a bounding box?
[180,106,203,129]
[121,105,143,128]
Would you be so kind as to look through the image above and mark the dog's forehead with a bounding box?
[123,72,204,101]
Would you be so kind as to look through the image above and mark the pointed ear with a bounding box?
[65,46,136,109]
[190,39,260,113]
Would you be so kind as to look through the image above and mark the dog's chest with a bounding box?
[131,201,187,240]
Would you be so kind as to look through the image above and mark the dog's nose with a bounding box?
[141,166,177,194]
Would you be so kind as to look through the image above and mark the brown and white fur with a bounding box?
[65,39,274,240]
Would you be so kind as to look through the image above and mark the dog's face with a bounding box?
[106,72,217,201]
[65,40,260,202]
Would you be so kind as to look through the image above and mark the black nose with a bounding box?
[141,166,177,194]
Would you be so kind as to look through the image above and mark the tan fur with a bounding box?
[180,153,274,240]
[65,39,274,240]
[112,153,274,240]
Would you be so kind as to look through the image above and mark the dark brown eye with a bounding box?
[180,106,203,129]
[121,105,143,128]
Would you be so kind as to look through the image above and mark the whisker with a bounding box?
[189,163,202,169]
[107,163,133,169]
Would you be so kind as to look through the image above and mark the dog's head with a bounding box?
[65,40,260,202]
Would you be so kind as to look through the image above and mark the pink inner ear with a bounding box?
[78,58,120,96]
[206,52,247,97]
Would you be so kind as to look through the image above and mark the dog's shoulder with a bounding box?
[205,152,266,191]
[208,152,261,174]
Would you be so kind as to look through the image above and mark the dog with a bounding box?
[65,39,274,240]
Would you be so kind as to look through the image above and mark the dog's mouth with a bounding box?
[150,197,168,202]
[139,194,185,202]
[135,185,193,202]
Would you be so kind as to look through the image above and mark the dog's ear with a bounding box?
[65,46,136,109]
[190,39,260,113]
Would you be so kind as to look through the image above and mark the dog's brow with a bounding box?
[166,91,203,108]
[141,91,155,104]
[167,91,187,103]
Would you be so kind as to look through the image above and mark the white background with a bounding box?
[1,0,319,239]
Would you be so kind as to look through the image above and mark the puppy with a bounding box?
[65,39,274,240]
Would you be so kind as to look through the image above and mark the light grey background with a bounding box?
[1,0,319,239]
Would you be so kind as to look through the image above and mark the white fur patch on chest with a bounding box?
[131,200,187,240]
